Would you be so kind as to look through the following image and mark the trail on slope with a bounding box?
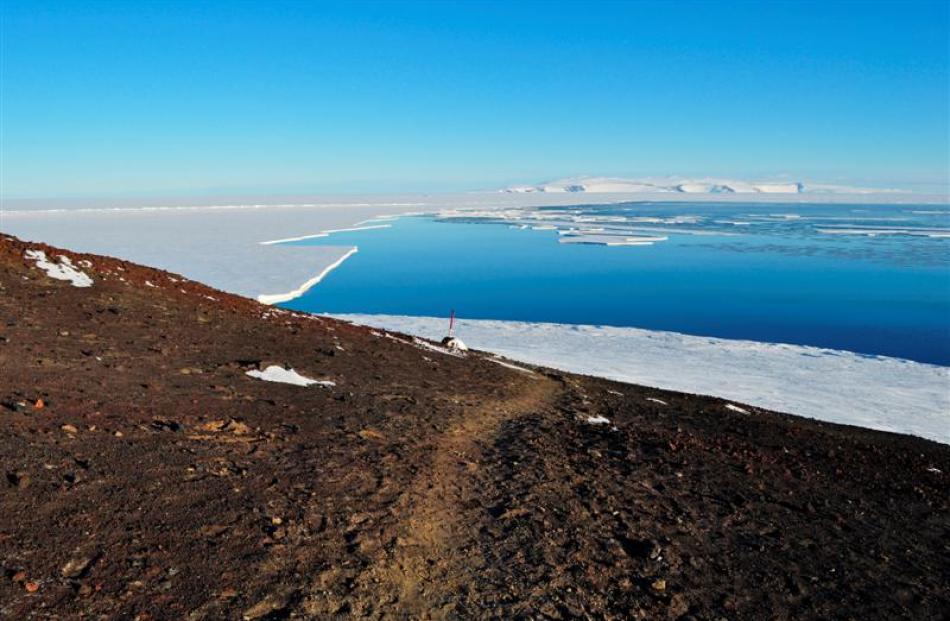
[349,374,561,618]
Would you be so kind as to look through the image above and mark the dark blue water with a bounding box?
[280,203,950,365]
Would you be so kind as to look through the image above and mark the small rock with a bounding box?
[651,579,667,592]
[226,420,252,435]
[151,419,183,432]
[61,424,79,434]
[199,524,229,538]
[201,420,228,432]
[669,594,688,617]
[61,556,93,578]
[243,590,296,620]
[6,471,30,488]
[357,428,385,441]
[24,581,40,592]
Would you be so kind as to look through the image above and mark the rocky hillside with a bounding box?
[1,233,947,620]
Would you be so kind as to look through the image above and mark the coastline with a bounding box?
[2,196,948,444]
[333,313,950,445]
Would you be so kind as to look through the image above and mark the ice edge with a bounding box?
[257,247,359,305]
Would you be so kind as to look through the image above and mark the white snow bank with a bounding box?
[725,404,751,414]
[488,357,536,374]
[245,365,335,387]
[334,314,950,445]
[24,250,93,287]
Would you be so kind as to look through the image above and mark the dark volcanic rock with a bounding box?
[0,233,948,620]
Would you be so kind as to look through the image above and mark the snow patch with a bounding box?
[245,365,334,387]
[585,415,611,425]
[24,250,93,287]
[487,357,535,374]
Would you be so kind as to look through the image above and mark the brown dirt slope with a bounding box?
[1,233,948,620]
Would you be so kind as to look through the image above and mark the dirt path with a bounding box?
[350,373,561,618]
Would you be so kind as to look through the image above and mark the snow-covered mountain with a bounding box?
[502,176,897,195]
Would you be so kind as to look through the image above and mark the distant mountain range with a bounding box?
[501,176,903,195]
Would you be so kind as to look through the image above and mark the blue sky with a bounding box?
[2,0,948,197]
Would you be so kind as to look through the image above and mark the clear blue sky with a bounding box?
[2,0,948,197]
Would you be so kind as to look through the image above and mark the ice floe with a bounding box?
[558,234,668,246]
[816,226,950,238]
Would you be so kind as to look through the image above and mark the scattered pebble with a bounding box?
[61,556,93,578]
